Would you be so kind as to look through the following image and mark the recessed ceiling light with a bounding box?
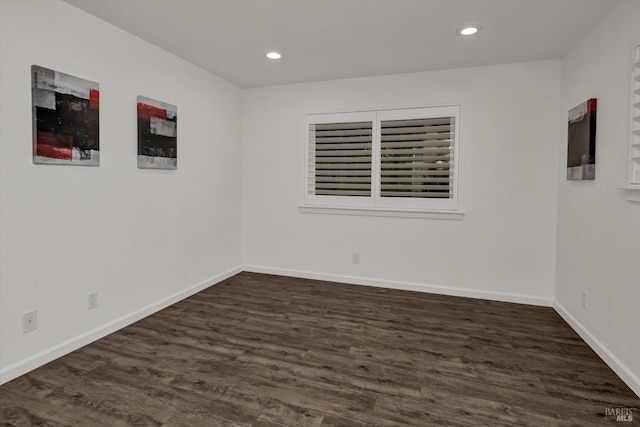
[266,52,282,60]
[459,27,479,36]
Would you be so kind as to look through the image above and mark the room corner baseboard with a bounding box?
[0,265,243,386]
[242,265,554,307]
[553,301,640,398]
[4,264,637,399]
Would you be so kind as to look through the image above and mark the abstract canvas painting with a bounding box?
[137,96,177,169]
[32,65,100,165]
[567,98,597,180]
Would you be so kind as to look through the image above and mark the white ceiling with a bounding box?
[64,0,620,88]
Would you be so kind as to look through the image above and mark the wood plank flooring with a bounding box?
[1,272,638,426]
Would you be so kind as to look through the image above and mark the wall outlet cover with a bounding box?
[22,310,38,334]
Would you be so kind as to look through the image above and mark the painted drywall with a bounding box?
[5,0,635,398]
[242,60,561,304]
[555,0,640,394]
[0,0,243,382]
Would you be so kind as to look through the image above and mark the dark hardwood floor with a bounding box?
[1,272,638,426]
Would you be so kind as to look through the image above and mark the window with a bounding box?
[305,106,461,214]
[629,44,640,186]
[308,112,373,200]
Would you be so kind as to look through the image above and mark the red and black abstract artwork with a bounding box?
[31,65,100,165]
[567,98,597,180]
[137,96,177,169]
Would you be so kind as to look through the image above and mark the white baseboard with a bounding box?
[0,265,242,385]
[243,265,554,307]
[553,301,640,398]
[6,265,636,400]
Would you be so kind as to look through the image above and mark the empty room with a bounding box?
[0,0,639,425]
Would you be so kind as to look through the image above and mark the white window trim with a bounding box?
[298,204,465,220]
[301,105,463,218]
[619,44,640,203]
[628,43,640,186]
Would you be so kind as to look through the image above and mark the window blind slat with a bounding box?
[315,128,373,137]
[380,163,452,170]
[380,155,452,163]
[315,136,372,143]
[381,140,451,149]
[315,156,372,163]
[316,183,371,190]
[381,177,451,183]
[315,122,371,130]
[381,169,450,176]
[317,177,372,183]
[316,164,371,170]
[380,147,451,156]
[317,170,372,176]
[315,190,371,196]
[380,191,450,198]
[381,183,451,189]
[317,150,375,157]
[382,118,451,127]
[381,134,451,142]
[316,143,371,150]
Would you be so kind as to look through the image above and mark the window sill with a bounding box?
[298,204,465,220]
[618,186,640,202]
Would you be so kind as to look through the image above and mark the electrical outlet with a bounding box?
[88,292,98,310]
[581,290,588,309]
[22,310,38,334]
[352,252,360,264]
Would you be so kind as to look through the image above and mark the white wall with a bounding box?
[555,0,640,395]
[4,0,636,397]
[0,0,243,383]
[242,60,561,305]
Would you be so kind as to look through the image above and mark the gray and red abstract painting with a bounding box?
[567,98,597,181]
[137,96,177,169]
[31,65,100,165]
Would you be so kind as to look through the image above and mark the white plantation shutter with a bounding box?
[305,106,460,211]
[310,121,372,196]
[630,44,640,185]
[380,117,454,198]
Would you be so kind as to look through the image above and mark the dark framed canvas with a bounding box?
[137,96,177,170]
[567,98,597,180]
[31,65,100,165]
